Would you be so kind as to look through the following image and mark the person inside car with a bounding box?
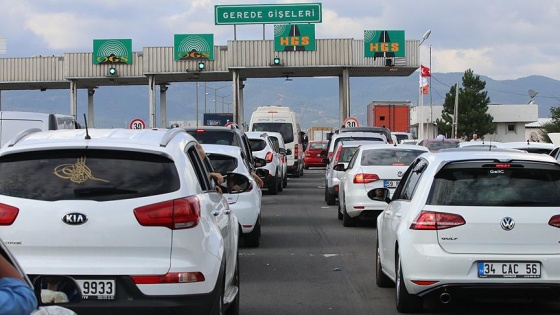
[0,254,38,314]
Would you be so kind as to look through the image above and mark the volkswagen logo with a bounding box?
[62,213,88,225]
[397,171,403,177]
[500,217,515,231]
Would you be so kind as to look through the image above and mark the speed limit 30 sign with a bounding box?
[343,117,360,128]
[129,118,146,129]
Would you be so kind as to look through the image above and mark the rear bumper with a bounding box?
[288,160,301,174]
[31,273,222,315]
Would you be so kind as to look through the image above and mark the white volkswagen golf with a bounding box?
[374,150,560,313]
[0,128,241,315]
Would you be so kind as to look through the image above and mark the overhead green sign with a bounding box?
[215,3,322,25]
[274,24,316,51]
[93,39,132,64]
[364,30,405,58]
[174,34,214,61]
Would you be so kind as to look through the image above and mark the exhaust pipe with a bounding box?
[439,292,451,304]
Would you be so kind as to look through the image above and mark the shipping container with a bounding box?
[366,101,411,132]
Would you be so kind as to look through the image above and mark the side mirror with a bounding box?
[367,188,391,204]
[333,163,346,171]
[33,275,82,305]
[254,157,267,167]
[285,148,292,155]
[226,173,250,194]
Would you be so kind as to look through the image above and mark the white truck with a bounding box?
[249,106,305,177]
[0,111,77,147]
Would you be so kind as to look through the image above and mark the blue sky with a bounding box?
[1,0,559,80]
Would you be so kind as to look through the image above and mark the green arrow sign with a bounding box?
[215,3,322,25]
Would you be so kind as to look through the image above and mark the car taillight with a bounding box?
[131,272,205,284]
[295,145,299,157]
[548,215,560,228]
[410,210,465,230]
[334,146,343,163]
[0,203,19,225]
[134,196,200,230]
[353,173,379,184]
[328,151,333,159]
[265,152,274,163]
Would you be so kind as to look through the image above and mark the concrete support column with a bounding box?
[339,68,350,126]
[160,84,168,128]
[70,80,78,122]
[148,75,156,128]
[87,88,95,127]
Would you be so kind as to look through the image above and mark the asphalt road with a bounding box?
[239,168,560,315]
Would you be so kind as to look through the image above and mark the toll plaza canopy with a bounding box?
[0,39,422,128]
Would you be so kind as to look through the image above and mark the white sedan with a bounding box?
[336,144,428,227]
[202,144,263,247]
[374,150,560,313]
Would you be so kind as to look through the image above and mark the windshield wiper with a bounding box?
[74,187,138,197]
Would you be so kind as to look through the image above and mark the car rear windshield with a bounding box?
[187,130,235,145]
[0,149,180,201]
[426,141,458,151]
[207,154,238,175]
[309,142,327,150]
[249,139,267,152]
[252,123,294,143]
[361,149,426,166]
[427,161,560,206]
[333,137,384,152]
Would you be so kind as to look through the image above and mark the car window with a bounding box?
[252,123,294,143]
[309,142,327,150]
[0,149,180,201]
[187,145,212,191]
[186,130,235,145]
[400,160,428,200]
[339,146,360,163]
[360,149,426,166]
[249,139,267,152]
[346,148,360,169]
[426,141,459,151]
[427,161,560,206]
[207,153,239,175]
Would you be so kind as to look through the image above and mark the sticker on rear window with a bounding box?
[54,157,109,184]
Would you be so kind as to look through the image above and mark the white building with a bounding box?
[410,104,539,141]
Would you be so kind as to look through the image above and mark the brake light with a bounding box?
[353,173,380,184]
[195,129,205,133]
[334,146,343,164]
[134,196,200,230]
[334,185,339,192]
[548,215,560,228]
[131,272,205,284]
[410,210,465,230]
[0,203,19,225]
[295,145,299,157]
[495,163,511,168]
[411,280,439,286]
[265,152,274,163]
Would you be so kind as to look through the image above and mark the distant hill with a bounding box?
[1,73,559,130]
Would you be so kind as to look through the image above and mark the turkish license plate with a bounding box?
[76,279,116,300]
[383,180,399,188]
[477,261,541,278]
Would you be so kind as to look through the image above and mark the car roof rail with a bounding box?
[7,128,43,147]
[160,128,186,147]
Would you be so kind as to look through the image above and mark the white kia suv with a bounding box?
[0,128,241,315]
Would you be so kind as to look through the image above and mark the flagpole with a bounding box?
[419,68,424,139]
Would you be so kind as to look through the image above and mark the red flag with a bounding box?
[421,65,431,77]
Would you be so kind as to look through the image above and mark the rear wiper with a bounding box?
[74,187,138,197]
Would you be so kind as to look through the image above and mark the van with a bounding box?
[249,106,304,177]
[0,111,78,147]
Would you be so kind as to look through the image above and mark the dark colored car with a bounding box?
[304,141,328,168]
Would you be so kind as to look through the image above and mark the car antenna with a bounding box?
[83,113,91,140]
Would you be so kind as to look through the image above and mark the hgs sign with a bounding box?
[274,24,316,51]
[364,30,405,58]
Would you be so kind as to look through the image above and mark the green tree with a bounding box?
[539,107,560,143]
[436,69,495,139]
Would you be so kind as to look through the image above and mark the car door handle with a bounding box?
[212,210,221,217]
[225,209,232,215]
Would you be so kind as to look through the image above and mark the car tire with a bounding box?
[244,216,261,248]
[225,252,240,315]
[396,254,423,313]
[376,237,394,288]
[282,174,288,188]
[337,203,343,220]
[342,202,356,227]
[304,164,309,170]
[325,189,336,206]
[268,173,279,195]
[277,171,284,192]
